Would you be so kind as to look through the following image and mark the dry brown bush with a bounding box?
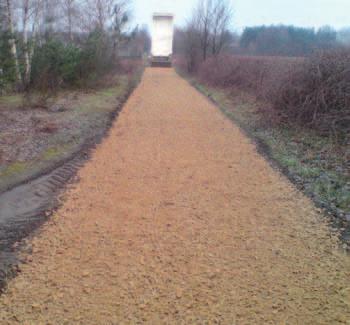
[197,54,302,100]
[194,50,349,140]
[274,49,350,139]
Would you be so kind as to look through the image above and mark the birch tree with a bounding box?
[20,0,44,82]
[22,0,30,80]
[0,0,5,29]
[5,0,21,83]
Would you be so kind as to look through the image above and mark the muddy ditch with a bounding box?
[0,83,138,292]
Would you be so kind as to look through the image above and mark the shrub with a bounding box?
[78,29,115,85]
[29,29,121,93]
[193,50,349,140]
[173,55,189,74]
[118,59,143,75]
[59,45,82,85]
[197,54,301,102]
[274,49,350,139]
[28,30,117,95]
[30,39,81,92]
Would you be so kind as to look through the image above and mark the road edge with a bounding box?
[0,70,144,293]
[176,70,350,251]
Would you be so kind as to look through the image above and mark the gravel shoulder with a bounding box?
[1,68,349,324]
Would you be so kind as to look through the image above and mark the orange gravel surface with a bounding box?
[1,68,350,324]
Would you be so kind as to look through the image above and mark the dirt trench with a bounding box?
[0,68,349,324]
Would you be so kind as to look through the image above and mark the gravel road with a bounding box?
[1,68,349,324]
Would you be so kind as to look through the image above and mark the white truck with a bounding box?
[151,13,174,67]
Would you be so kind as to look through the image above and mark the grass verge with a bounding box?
[179,72,350,244]
[0,68,143,193]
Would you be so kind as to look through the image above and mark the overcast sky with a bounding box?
[132,0,350,31]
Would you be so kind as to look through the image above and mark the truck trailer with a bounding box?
[151,13,174,67]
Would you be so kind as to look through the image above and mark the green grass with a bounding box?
[0,162,28,177]
[0,94,22,109]
[75,76,129,114]
[299,166,322,178]
[279,156,299,168]
[41,145,73,161]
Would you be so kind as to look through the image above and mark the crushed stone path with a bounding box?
[1,68,349,324]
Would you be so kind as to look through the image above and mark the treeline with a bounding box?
[175,23,350,61]
[338,27,350,45]
[174,0,350,61]
[239,25,339,57]
[0,0,150,96]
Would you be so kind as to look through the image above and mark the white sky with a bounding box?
[132,0,350,31]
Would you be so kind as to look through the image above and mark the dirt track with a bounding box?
[1,68,350,324]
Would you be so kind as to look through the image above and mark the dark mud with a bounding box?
[0,156,85,290]
[0,83,138,292]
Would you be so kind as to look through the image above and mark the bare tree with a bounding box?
[111,1,128,58]
[194,0,211,61]
[83,0,118,31]
[190,0,233,61]
[183,21,201,72]
[61,0,78,41]
[42,0,59,36]
[210,0,233,55]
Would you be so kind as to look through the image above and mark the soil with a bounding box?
[0,92,81,180]
[1,68,350,324]
[0,155,85,290]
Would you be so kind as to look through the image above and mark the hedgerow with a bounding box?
[192,50,350,140]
